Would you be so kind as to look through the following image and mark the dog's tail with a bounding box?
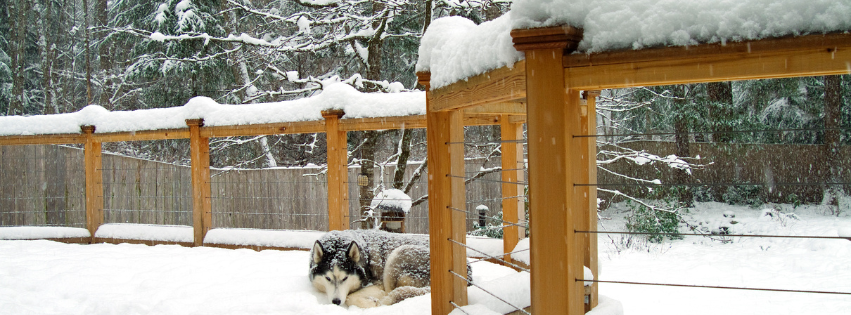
[381,286,431,305]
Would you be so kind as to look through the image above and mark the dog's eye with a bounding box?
[325,276,331,281]
[341,277,348,281]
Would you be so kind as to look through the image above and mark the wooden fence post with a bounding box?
[187,119,211,246]
[82,126,103,242]
[420,72,469,314]
[500,115,525,264]
[512,26,585,315]
[580,91,600,311]
[322,110,349,231]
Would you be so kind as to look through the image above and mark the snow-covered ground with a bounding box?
[1,202,848,315]
[596,202,851,315]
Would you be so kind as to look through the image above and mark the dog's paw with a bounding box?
[347,295,382,308]
[346,285,386,308]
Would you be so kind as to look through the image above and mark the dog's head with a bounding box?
[309,240,368,306]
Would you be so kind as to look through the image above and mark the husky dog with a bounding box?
[309,229,471,308]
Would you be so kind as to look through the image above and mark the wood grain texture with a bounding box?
[427,107,455,315]
[565,33,851,89]
[188,119,212,246]
[339,115,426,131]
[0,134,86,145]
[579,93,599,312]
[84,127,103,240]
[500,116,525,266]
[323,112,348,231]
[430,60,527,112]
[525,47,584,315]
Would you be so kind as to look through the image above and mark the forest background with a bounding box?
[1,0,849,218]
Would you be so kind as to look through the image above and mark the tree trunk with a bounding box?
[96,0,111,108]
[83,0,92,104]
[40,0,59,114]
[673,86,693,206]
[823,75,843,207]
[422,0,432,33]
[7,0,28,115]
[708,81,734,142]
[359,130,378,228]
[392,128,413,190]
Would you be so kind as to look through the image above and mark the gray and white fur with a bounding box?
[308,229,471,308]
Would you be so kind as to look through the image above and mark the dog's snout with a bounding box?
[332,298,341,305]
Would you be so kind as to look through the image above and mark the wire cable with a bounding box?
[576,279,851,295]
[573,126,851,138]
[575,230,851,240]
[577,182,851,187]
[449,301,472,315]
[448,238,530,272]
[447,206,528,230]
[448,175,527,186]
[449,270,532,315]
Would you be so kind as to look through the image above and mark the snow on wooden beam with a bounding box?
[426,60,527,112]
[564,33,851,89]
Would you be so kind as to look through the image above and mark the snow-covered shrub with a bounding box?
[759,207,800,227]
[625,194,683,243]
[470,210,504,239]
[694,211,739,235]
[692,186,716,203]
[723,185,764,207]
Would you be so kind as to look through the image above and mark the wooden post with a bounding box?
[500,115,525,264]
[512,26,584,315]
[323,110,349,231]
[419,72,469,314]
[580,91,600,311]
[82,126,102,242]
[187,119,211,246]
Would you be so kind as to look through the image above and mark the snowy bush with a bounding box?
[471,209,504,239]
[624,190,684,243]
[722,185,764,207]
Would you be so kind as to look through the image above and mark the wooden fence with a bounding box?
[599,141,850,204]
[4,140,846,234]
[0,145,86,228]
[1,145,506,234]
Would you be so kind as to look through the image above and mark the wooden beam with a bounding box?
[340,115,426,131]
[429,60,527,112]
[93,129,190,142]
[464,102,526,115]
[203,121,326,137]
[187,119,212,246]
[462,114,501,126]
[514,25,585,315]
[82,126,103,241]
[564,33,851,89]
[500,115,525,266]
[201,122,303,138]
[0,134,86,145]
[323,110,349,231]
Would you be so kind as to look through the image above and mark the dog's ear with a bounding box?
[347,241,362,264]
[312,241,324,264]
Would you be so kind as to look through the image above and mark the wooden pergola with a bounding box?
[418,26,851,315]
[0,109,522,247]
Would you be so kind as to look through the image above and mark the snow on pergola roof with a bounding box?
[417,0,851,89]
[0,83,424,137]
